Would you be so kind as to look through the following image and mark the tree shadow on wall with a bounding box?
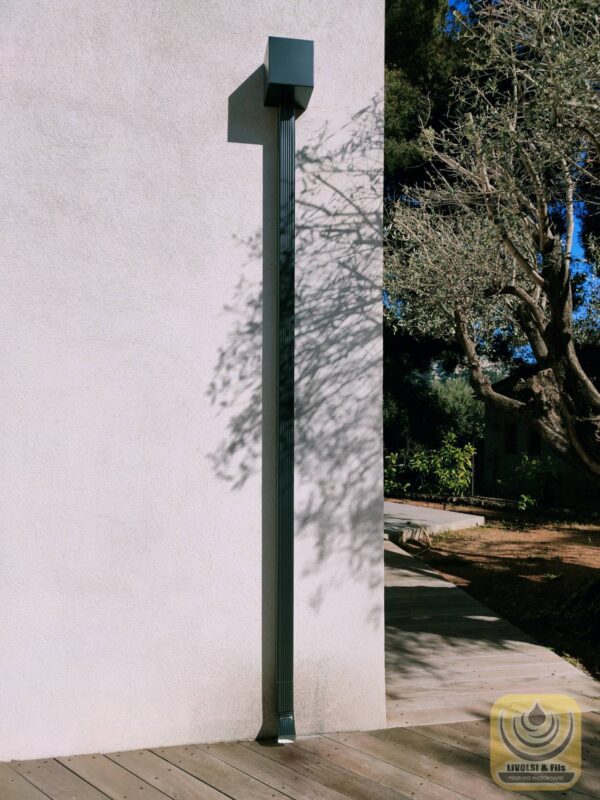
[218,74,383,735]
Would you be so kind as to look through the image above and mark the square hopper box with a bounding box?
[264,36,314,110]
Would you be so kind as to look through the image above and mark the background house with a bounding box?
[0,0,385,760]
[480,376,598,508]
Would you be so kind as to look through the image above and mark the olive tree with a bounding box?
[386,0,600,482]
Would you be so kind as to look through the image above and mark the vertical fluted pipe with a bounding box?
[276,102,296,743]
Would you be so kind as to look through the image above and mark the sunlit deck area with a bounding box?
[3,541,599,800]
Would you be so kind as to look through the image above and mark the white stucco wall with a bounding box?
[0,0,385,760]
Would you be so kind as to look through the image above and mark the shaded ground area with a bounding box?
[401,501,600,679]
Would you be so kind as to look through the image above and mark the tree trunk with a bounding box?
[454,307,600,485]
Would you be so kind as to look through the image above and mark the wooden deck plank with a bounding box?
[198,741,351,800]
[243,739,412,800]
[387,693,600,727]
[428,720,598,796]
[327,730,529,800]
[372,726,510,786]
[581,712,600,736]
[57,755,171,800]
[386,642,544,660]
[385,617,519,634]
[386,622,536,643]
[387,703,498,727]
[384,542,600,726]
[408,715,600,762]
[388,678,600,710]
[373,725,594,800]
[0,764,53,800]
[385,602,495,616]
[385,588,483,602]
[387,632,549,653]
[411,715,600,769]
[406,718,600,800]
[385,589,490,602]
[386,660,568,690]
[106,749,229,800]
[11,758,109,800]
[294,734,469,800]
[153,745,290,800]
[389,648,563,668]
[386,661,582,692]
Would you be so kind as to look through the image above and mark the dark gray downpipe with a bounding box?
[263,36,314,745]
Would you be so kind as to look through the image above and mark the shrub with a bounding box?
[514,455,559,507]
[430,377,484,445]
[409,433,475,500]
[384,450,410,498]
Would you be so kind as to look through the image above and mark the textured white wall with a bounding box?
[0,0,384,759]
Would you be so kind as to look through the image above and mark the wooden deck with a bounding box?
[383,541,600,726]
[3,715,600,800]
[3,540,600,799]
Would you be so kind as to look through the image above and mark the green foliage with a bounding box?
[517,493,537,512]
[430,377,485,445]
[384,0,465,184]
[575,282,600,347]
[384,451,409,498]
[386,0,449,80]
[384,67,427,178]
[383,391,403,433]
[383,2,475,457]
[383,327,485,453]
[496,455,560,507]
[514,455,559,506]
[409,433,476,498]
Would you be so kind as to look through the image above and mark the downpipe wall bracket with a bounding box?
[263,36,314,745]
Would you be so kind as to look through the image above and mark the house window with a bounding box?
[504,422,517,455]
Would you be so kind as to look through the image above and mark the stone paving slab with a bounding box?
[385,501,485,542]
